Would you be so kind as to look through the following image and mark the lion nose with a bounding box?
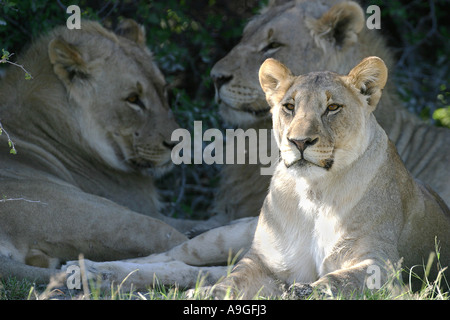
[163,140,177,150]
[289,137,318,153]
[212,73,233,91]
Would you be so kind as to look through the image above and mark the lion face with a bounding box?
[210,1,365,127]
[259,57,388,179]
[47,20,179,176]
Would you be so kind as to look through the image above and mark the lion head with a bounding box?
[259,56,388,178]
[0,20,178,176]
[211,0,393,128]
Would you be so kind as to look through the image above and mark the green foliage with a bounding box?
[433,107,450,128]
[1,1,71,51]
[1,48,9,60]
[365,0,449,119]
[432,85,450,128]
[0,277,33,300]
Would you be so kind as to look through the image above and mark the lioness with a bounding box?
[212,56,450,298]
[208,0,450,229]
[0,20,199,283]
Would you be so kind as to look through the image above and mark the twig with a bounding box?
[0,197,47,205]
[0,120,17,154]
[0,52,32,79]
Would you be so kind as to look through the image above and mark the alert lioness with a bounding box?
[212,57,450,298]
[0,20,199,283]
[208,0,450,230]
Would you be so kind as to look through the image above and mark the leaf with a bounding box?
[1,49,10,60]
[433,107,450,128]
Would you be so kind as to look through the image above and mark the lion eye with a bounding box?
[327,104,342,112]
[126,94,145,110]
[126,94,139,103]
[283,103,295,112]
[267,42,282,49]
[262,42,283,54]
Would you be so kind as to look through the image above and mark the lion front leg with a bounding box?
[63,259,228,292]
[212,251,284,299]
[64,218,258,295]
[284,258,400,299]
[124,217,257,266]
[187,252,280,300]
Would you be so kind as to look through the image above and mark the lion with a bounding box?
[206,0,450,229]
[0,20,202,283]
[209,56,450,299]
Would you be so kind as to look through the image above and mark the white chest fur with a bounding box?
[254,125,388,285]
[289,178,345,283]
[254,176,347,284]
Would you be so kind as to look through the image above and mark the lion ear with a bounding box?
[48,38,89,86]
[259,58,293,107]
[306,1,364,51]
[115,19,146,46]
[347,56,388,109]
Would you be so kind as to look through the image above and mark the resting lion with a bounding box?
[211,56,450,299]
[0,20,201,283]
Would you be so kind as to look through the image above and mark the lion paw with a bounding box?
[62,259,114,290]
[185,285,230,300]
[281,283,314,300]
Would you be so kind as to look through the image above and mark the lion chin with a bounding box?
[284,157,334,171]
[218,102,271,127]
[129,158,173,177]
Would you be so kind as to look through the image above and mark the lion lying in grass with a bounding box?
[0,20,200,283]
[209,56,450,298]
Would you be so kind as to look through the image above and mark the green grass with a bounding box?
[2,254,448,300]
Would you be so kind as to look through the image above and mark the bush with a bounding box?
[364,0,450,127]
